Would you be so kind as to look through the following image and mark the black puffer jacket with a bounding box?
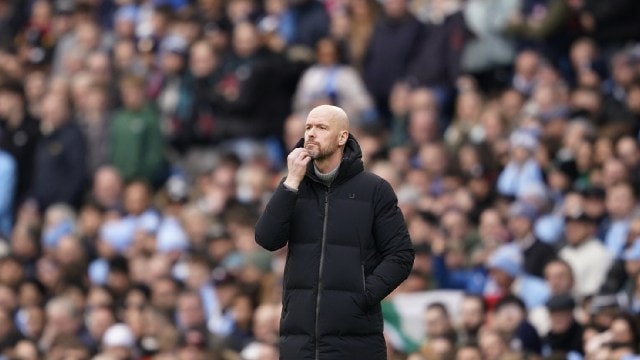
[255,135,414,360]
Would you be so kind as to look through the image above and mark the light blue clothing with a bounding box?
[605,219,630,258]
[0,151,16,236]
[156,216,188,253]
[535,214,564,245]
[88,258,109,285]
[41,219,74,249]
[497,158,545,197]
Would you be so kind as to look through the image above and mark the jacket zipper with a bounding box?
[315,187,330,360]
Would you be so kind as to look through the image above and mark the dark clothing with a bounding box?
[363,14,423,120]
[583,0,640,44]
[544,320,584,356]
[255,135,414,360]
[212,50,290,140]
[406,11,468,89]
[600,258,627,294]
[32,121,87,211]
[288,0,330,48]
[0,115,39,211]
[515,320,543,355]
[523,239,557,278]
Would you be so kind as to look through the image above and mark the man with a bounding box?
[31,92,87,212]
[506,201,556,278]
[0,80,39,214]
[559,208,613,299]
[542,293,584,357]
[255,105,414,359]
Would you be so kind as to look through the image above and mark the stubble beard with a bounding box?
[305,141,337,161]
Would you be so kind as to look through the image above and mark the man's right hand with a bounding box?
[283,148,311,191]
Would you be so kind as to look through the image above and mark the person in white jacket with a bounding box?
[559,209,613,299]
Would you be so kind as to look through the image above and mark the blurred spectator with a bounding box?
[506,201,556,278]
[110,74,166,185]
[559,207,613,299]
[294,37,377,125]
[76,83,112,175]
[361,0,422,121]
[0,147,16,236]
[31,92,87,212]
[462,0,520,91]
[542,293,584,357]
[0,80,39,215]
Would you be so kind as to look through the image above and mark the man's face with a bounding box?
[460,298,484,331]
[423,307,451,338]
[549,310,573,334]
[564,220,593,246]
[544,262,573,294]
[304,113,343,161]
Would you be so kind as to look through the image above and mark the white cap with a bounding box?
[103,323,135,348]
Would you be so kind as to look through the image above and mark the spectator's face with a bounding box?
[544,262,573,294]
[93,167,123,209]
[507,215,532,239]
[515,51,540,80]
[383,0,406,18]
[177,294,204,328]
[21,306,45,338]
[423,307,451,338]
[152,279,179,313]
[605,184,634,220]
[455,347,482,360]
[12,339,40,360]
[190,42,218,78]
[549,310,574,334]
[86,307,116,340]
[0,91,21,116]
[40,93,70,128]
[120,83,145,110]
[161,52,185,74]
[479,331,507,360]
[460,298,484,332]
[232,22,259,58]
[564,219,594,245]
[610,318,633,344]
[124,183,150,216]
[479,209,507,248]
[315,39,338,66]
[616,137,639,168]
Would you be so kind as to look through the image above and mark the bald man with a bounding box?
[256,105,414,359]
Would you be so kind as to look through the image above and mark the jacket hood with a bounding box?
[294,134,364,185]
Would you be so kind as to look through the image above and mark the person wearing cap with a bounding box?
[506,201,556,278]
[496,128,545,198]
[559,207,613,299]
[100,323,137,359]
[483,243,550,310]
[542,293,584,357]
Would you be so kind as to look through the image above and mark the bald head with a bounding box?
[308,105,349,132]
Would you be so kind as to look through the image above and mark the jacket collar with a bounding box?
[293,134,364,186]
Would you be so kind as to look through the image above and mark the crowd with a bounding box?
[1,0,640,359]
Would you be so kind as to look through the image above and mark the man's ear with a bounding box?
[339,131,348,146]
